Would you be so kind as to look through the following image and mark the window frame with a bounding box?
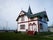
[20,25,25,29]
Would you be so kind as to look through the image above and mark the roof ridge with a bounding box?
[34,11,46,14]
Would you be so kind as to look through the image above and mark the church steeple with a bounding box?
[28,6,32,14]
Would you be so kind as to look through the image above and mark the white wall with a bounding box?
[17,16,28,32]
[17,16,39,32]
[28,21,38,32]
[17,15,48,32]
[18,15,28,22]
[17,23,28,32]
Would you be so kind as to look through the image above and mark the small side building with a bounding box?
[48,26,53,32]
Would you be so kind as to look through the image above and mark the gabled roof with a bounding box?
[31,11,49,21]
[16,6,49,21]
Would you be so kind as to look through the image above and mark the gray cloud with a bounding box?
[0,0,53,30]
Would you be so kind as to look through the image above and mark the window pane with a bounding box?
[20,25,25,29]
[40,23,43,29]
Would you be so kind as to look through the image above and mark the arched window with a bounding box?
[29,23,33,31]
[29,23,32,26]
[32,23,37,31]
[33,23,36,25]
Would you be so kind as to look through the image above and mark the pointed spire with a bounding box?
[28,6,32,14]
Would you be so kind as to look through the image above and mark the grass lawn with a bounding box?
[0,32,53,40]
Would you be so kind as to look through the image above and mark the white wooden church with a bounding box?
[16,6,49,34]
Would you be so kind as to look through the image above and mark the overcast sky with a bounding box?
[0,0,53,30]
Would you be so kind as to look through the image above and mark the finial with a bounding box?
[44,8,46,11]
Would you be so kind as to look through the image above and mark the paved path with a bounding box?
[44,34,53,39]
